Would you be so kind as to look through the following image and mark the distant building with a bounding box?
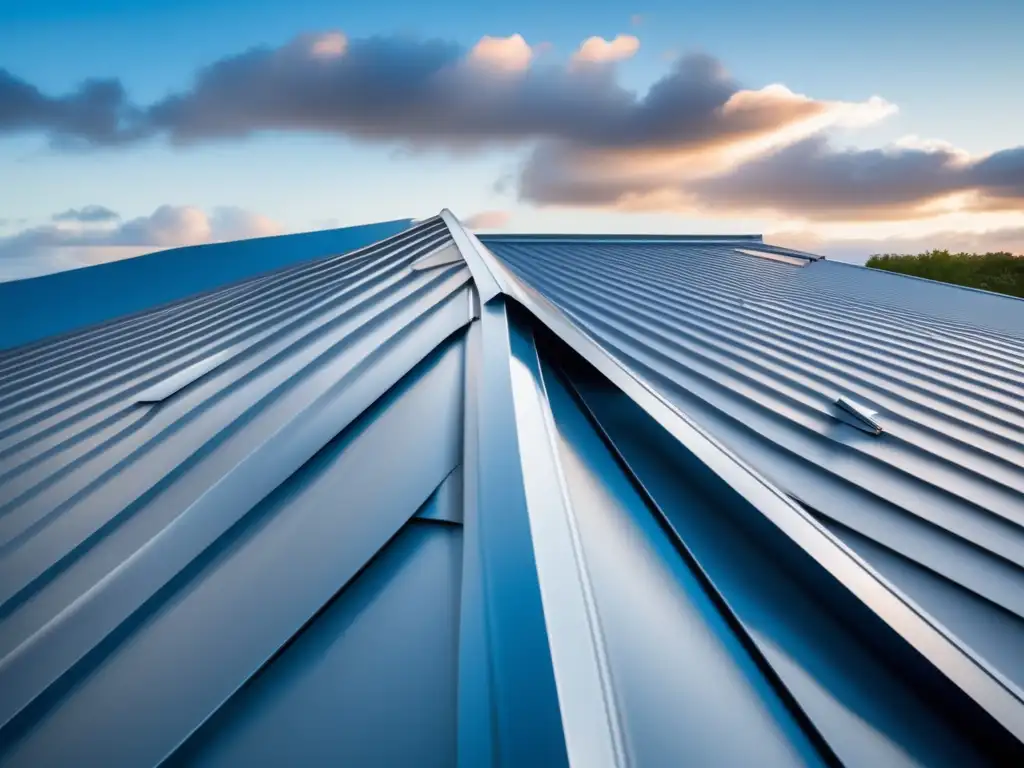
[0,211,1021,766]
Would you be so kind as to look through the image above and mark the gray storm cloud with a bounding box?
[0,35,832,151]
[1,31,1021,221]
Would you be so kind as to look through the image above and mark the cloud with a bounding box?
[630,14,645,27]
[308,31,348,59]
[52,204,120,223]
[571,35,640,65]
[463,210,510,229]
[518,122,1023,224]
[468,34,534,71]
[2,29,1020,227]
[0,32,882,156]
[0,68,148,146]
[0,205,281,261]
[679,135,1024,218]
[772,225,1024,264]
[517,62,895,210]
[687,137,1024,220]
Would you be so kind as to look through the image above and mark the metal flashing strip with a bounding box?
[465,299,570,767]
[474,242,1024,742]
[734,248,810,267]
[441,210,504,304]
[414,466,465,524]
[506,318,626,768]
[455,319,496,768]
[136,347,238,403]
[480,234,765,246]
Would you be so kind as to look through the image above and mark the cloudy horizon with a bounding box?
[2,4,1022,278]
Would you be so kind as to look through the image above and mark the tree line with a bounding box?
[866,250,1024,298]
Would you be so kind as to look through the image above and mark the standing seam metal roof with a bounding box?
[483,236,1024,692]
[0,214,1022,766]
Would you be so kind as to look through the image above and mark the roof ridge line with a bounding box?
[440,209,508,304]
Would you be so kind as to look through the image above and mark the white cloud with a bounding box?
[467,34,534,71]
[0,205,282,280]
[571,34,640,65]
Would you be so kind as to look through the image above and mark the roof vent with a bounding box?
[833,395,883,435]
[735,248,809,267]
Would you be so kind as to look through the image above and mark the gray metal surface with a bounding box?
[0,217,475,765]
[483,234,1024,700]
[1,215,1023,766]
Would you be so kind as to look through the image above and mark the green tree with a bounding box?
[866,250,1024,298]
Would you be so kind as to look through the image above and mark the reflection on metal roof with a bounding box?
[0,215,1023,766]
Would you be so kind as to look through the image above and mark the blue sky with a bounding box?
[1,0,1022,276]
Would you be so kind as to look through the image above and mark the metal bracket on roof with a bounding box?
[833,395,884,435]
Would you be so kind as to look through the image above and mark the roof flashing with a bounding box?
[135,348,237,403]
[833,395,884,435]
[480,234,764,246]
[411,242,465,271]
[734,248,810,267]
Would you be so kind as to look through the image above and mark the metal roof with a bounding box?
[484,234,1024,670]
[0,217,413,352]
[1,215,1023,766]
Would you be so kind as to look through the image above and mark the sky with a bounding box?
[1,0,1022,279]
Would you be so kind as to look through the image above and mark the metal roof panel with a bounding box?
[1,217,1023,765]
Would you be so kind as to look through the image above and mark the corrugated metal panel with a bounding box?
[2,215,1023,766]
[483,236,1024,697]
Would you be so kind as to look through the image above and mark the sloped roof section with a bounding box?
[0,215,1023,766]
[482,235,1024,702]
[0,217,413,351]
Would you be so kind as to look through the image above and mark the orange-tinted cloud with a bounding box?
[468,34,534,71]
[571,35,640,65]
[463,210,511,229]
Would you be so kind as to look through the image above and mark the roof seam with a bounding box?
[440,210,504,304]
